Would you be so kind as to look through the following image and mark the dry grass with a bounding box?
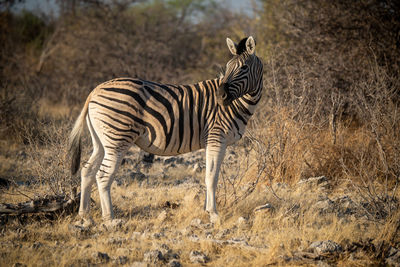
[1,101,399,266]
[1,1,399,265]
[1,135,398,266]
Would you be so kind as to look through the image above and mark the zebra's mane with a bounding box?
[218,66,226,79]
[236,37,249,55]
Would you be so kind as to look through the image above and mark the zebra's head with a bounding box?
[217,36,263,106]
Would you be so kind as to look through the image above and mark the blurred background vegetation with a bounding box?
[0,0,399,202]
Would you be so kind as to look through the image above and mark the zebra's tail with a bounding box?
[68,92,92,175]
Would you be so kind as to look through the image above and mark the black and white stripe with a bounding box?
[68,36,263,223]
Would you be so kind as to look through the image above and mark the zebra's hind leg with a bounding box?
[78,116,104,226]
[204,142,227,223]
[95,144,130,227]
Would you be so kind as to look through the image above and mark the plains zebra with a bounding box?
[69,36,263,224]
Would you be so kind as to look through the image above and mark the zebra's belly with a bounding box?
[134,135,204,156]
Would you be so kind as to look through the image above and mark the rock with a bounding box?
[192,163,203,173]
[143,250,164,264]
[113,255,128,265]
[92,251,110,263]
[157,210,168,223]
[0,177,10,188]
[314,198,334,214]
[298,176,330,190]
[164,157,177,165]
[215,228,230,239]
[108,237,126,245]
[386,247,400,267]
[309,240,342,254]
[130,172,146,181]
[31,242,43,249]
[237,216,248,226]
[189,250,209,264]
[162,201,180,209]
[152,232,164,239]
[142,153,154,164]
[189,234,200,242]
[174,176,200,187]
[254,203,273,212]
[190,218,202,227]
[130,262,148,267]
[68,224,90,237]
[101,218,125,231]
[333,195,357,217]
[313,195,357,218]
[272,182,289,190]
[316,261,331,267]
[131,232,142,240]
[154,243,180,262]
[168,259,182,267]
[156,243,171,256]
[116,248,131,255]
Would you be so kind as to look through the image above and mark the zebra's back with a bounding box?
[88,77,221,156]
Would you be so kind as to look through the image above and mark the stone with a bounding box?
[215,228,230,239]
[298,176,330,190]
[156,243,171,256]
[101,218,125,230]
[314,198,334,214]
[190,218,202,227]
[192,163,203,173]
[254,203,273,212]
[31,242,43,249]
[168,259,182,267]
[334,195,357,217]
[189,234,200,242]
[130,262,148,267]
[309,240,342,254]
[131,232,142,240]
[385,247,400,267]
[189,250,209,264]
[116,248,131,255]
[130,172,146,181]
[113,255,128,265]
[0,177,10,188]
[237,216,248,226]
[68,224,91,237]
[157,210,167,222]
[164,157,177,165]
[143,250,164,264]
[92,252,110,263]
[108,237,126,245]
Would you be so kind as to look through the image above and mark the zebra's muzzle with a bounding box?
[217,83,233,106]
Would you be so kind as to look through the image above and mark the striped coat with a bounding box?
[69,36,263,224]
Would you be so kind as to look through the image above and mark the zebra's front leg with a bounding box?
[204,142,226,222]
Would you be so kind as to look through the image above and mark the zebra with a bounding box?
[68,36,263,225]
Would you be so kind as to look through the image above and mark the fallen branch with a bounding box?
[0,194,79,216]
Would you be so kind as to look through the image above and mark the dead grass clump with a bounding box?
[26,122,77,195]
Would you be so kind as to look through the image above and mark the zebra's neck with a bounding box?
[212,77,261,118]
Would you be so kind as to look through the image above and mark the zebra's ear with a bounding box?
[226,38,237,55]
[246,36,256,55]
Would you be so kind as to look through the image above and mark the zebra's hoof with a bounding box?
[101,218,125,231]
[208,212,220,225]
[74,216,94,228]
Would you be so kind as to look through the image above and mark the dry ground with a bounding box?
[1,145,399,267]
